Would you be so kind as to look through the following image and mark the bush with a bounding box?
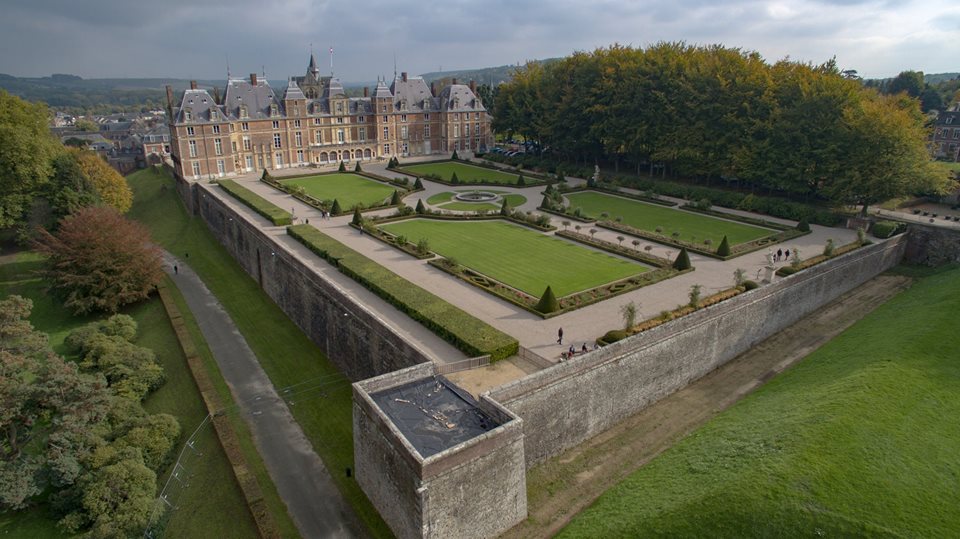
[352,206,363,226]
[672,247,691,270]
[390,190,402,206]
[33,207,164,315]
[451,172,460,184]
[517,173,526,186]
[338,161,346,172]
[218,180,292,225]
[287,225,518,359]
[871,220,902,238]
[451,149,460,160]
[330,198,342,215]
[742,280,760,290]
[535,285,559,314]
[797,217,810,232]
[354,161,362,172]
[416,199,426,214]
[602,330,628,343]
[413,177,423,189]
[717,235,731,257]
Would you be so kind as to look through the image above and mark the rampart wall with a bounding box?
[487,235,908,467]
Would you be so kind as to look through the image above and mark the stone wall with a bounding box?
[903,224,960,266]
[190,181,431,381]
[354,365,527,539]
[488,236,908,467]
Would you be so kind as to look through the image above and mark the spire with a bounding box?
[308,50,319,75]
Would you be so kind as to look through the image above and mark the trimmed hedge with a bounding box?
[218,180,292,225]
[287,225,518,360]
[871,220,904,239]
[556,230,672,267]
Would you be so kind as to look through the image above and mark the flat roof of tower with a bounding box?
[371,376,500,458]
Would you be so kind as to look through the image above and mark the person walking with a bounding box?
[173,265,178,275]
[557,327,564,345]
[776,248,783,262]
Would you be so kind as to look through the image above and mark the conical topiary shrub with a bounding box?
[535,285,559,314]
[352,206,363,225]
[413,177,423,189]
[540,195,552,209]
[451,172,460,184]
[354,161,362,172]
[673,247,691,270]
[261,169,272,181]
[390,190,402,205]
[517,173,525,186]
[500,198,510,216]
[415,199,426,214]
[717,235,731,257]
[331,199,342,215]
[338,161,346,172]
[797,217,810,232]
[451,149,460,160]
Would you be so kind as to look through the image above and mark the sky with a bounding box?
[2,0,958,83]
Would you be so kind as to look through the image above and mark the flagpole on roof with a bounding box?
[329,46,334,77]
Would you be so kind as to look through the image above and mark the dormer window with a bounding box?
[947,117,954,125]
[270,104,279,117]
[400,99,407,111]
[336,102,343,114]
[240,105,248,119]
[210,110,217,121]
[184,108,192,122]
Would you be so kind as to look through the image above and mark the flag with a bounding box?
[329,47,334,54]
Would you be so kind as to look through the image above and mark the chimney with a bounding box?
[165,85,174,111]
[250,73,258,86]
[469,80,476,93]
[430,81,437,96]
[364,86,369,97]
[452,78,458,85]
[190,80,197,90]
[402,71,408,82]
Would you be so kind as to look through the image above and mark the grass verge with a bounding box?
[280,173,396,210]
[220,179,293,225]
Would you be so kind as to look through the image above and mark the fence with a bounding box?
[435,355,491,375]
[518,345,554,370]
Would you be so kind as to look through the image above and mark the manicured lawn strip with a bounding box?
[287,224,518,360]
[566,191,772,245]
[439,202,501,211]
[219,179,293,225]
[127,168,391,538]
[0,252,258,539]
[429,191,527,209]
[400,161,523,184]
[561,266,960,538]
[280,173,396,210]
[380,220,647,297]
[427,192,454,204]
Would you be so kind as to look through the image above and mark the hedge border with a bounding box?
[394,159,550,187]
[555,229,674,267]
[351,222,435,260]
[286,225,518,360]
[157,283,281,539]
[219,180,292,226]
[563,184,679,207]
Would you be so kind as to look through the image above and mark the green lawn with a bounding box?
[427,190,527,209]
[380,220,648,297]
[561,265,960,538]
[566,191,773,245]
[127,167,391,537]
[281,173,396,210]
[400,162,526,185]
[0,252,257,539]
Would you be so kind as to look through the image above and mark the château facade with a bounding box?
[167,55,493,180]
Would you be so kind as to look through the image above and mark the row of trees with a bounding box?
[492,43,953,213]
[0,298,179,536]
[0,90,132,232]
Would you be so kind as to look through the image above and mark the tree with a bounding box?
[451,172,460,184]
[390,190,401,206]
[632,239,640,250]
[688,284,702,308]
[33,207,163,315]
[620,301,637,330]
[535,285,559,314]
[562,220,570,230]
[330,199,342,215]
[66,317,164,401]
[71,149,133,213]
[886,70,924,98]
[500,198,510,216]
[517,173,525,186]
[0,91,62,227]
[616,235,625,246]
[540,195,552,209]
[717,235,731,256]
[45,152,101,221]
[413,177,423,189]
[74,119,100,132]
[0,296,112,510]
[261,169,272,181]
[59,457,156,537]
[354,161,362,172]
[338,161,346,172]
[451,149,460,160]
[734,268,746,287]
[352,206,363,226]
[673,247,691,270]
[415,199,426,214]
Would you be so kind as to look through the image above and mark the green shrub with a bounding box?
[390,190,401,206]
[451,149,460,160]
[354,161,362,172]
[260,169,272,181]
[413,177,423,189]
[797,217,810,232]
[330,198,342,215]
[742,280,760,290]
[673,247,691,270]
[338,161,346,172]
[287,225,518,359]
[451,172,460,184]
[535,285,559,314]
[218,180,292,225]
[871,220,901,239]
[717,235,731,257]
[415,199,426,214]
[517,173,526,186]
[352,206,363,226]
[602,330,628,343]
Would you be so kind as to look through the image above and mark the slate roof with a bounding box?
[222,79,283,120]
[437,84,484,112]
[174,89,221,123]
[283,80,306,101]
[390,75,436,112]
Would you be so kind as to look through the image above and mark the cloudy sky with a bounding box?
[2,0,958,82]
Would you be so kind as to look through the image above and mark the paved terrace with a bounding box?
[204,156,857,363]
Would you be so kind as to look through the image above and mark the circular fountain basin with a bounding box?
[453,191,500,203]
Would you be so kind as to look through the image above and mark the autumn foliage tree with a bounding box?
[34,206,163,315]
[71,148,133,213]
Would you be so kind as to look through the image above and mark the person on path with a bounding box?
[777,248,783,262]
[569,344,575,357]
[173,265,178,275]
[581,343,588,354]
[557,327,564,345]
[785,248,791,260]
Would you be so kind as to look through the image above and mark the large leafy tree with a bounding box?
[71,149,133,213]
[33,206,163,315]
[0,91,62,227]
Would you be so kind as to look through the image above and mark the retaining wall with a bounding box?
[488,235,908,467]
[188,180,431,381]
[903,224,960,266]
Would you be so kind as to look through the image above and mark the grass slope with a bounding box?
[0,252,257,539]
[560,265,960,538]
[381,220,647,297]
[281,173,395,209]
[401,162,522,184]
[126,167,391,537]
[567,191,772,245]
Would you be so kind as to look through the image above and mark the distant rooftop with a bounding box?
[371,376,499,458]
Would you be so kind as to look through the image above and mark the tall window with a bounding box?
[245,155,253,170]
[186,126,195,136]
[270,104,278,117]
[275,152,283,166]
[314,118,321,125]
[383,144,390,154]
[274,134,282,148]
[212,124,220,134]
[424,125,430,138]
[359,127,366,141]
[465,124,470,137]
[191,162,200,176]
[272,120,280,129]
[475,112,480,120]
[454,125,459,138]
[315,130,322,143]
[188,140,197,157]
[401,114,407,122]
[184,109,192,121]
[295,132,302,147]
[241,122,249,131]
[383,126,389,139]
[358,116,365,122]
[337,129,345,143]
[382,115,388,122]
[214,138,222,155]
[475,122,480,134]
[424,113,430,121]
[297,150,304,163]
[240,106,248,119]
[337,117,344,124]
[216,160,225,175]
[401,125,408,139]
[294,119,301,128]
[243,137,251,150]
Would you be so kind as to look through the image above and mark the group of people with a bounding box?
[557,327,597,360]
[774,248,792,262]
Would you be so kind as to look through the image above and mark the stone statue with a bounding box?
[592,165,600,184]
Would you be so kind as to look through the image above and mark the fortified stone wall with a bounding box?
[903,224,960,266]
[189,180,431,381]
[354,364,527,539]
[488,236,908,467]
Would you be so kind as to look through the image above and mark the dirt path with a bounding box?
[501,274,913,539]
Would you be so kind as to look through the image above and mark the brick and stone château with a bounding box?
[167,54,492,180]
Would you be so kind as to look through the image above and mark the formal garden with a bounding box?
[397,160,542,186]
[426,190,527,212]
[279,173,397,210]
